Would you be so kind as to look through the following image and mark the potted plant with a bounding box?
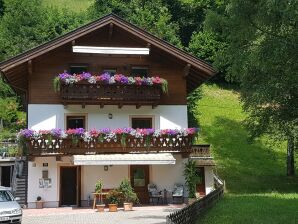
[184,159,201,204]
[106,189,123,212]
[36,196,43,209]
[94,179,105,212]
[119,178,139,211]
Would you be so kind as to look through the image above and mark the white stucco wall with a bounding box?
[27,155,214,208]
[81,165,129,202]
[27,157,58,208]
[28,104,188,130]
[151,154,188,196]
[204,166,214,194]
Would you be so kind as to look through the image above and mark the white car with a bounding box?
[0,186,22,224]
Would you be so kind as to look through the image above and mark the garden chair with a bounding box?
[172,183,184,204]
[148,183,163,205]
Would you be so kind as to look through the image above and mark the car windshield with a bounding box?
[0,191,12,202]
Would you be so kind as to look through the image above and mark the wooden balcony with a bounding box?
[60,83,162,107]
[24,135,210,157]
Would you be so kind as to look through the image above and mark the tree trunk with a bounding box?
[287,136,295,176]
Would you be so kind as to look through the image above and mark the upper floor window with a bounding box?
[66,115,86,129]
[130,66,148,77]
[103,68,117,76]
[131,117,153,129]
[69,64,88,74]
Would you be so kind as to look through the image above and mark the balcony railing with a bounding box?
[24,135,210,157]
[60,83,162,106]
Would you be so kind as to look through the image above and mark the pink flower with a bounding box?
[39,130,50,135]
[134,77,142,85]
[90,129,99,137]
[114,128,123,134]
[152,77,161,84]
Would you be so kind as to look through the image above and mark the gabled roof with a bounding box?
[0,13,216,93]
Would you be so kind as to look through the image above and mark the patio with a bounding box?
[22,205,185,224]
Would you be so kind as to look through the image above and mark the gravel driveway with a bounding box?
[22,205,183,224]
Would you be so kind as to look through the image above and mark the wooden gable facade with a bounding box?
[0,14,216,108]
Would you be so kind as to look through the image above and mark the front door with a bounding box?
[196,167,206,196]
[60,167,80,206]
[130,165,149,204]
[1,166,12,187]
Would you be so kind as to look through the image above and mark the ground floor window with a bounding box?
[131,117,153,129]
[66,115,86,129]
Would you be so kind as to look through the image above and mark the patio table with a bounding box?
[92,192,108,209]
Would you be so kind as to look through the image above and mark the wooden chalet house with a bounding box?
[0,14,216,208]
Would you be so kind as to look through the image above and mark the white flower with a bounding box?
[109,77,116,84]
[153,130,160,137]
[83,132,91,142]
[128,77,135,84]
[88,76,97,84]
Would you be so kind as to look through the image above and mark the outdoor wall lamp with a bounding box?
[108,113,113,119]
[104,165,108,171]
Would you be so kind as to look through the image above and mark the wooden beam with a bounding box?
[183,64,191,78]
[108,23,113,40]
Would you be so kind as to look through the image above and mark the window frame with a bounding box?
[68,63,89,74]
[102,68,117,75]
[129,116,155,129]
[65,114,88,130]
[130,66,150,77]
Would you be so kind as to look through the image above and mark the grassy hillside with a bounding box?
[195,84,298,224]
[43,0,92,12]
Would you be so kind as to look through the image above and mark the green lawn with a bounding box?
[195,84,298,224]
[43,0,92,12]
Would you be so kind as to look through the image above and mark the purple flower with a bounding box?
[146,128,155,135]
[51,128,62,138]
[81,72,92,80]
[99,73,111,84]
[75,128,85,135]
[100,128,111,134]
[19,129,35,138]
[58,72,71,81]
[122,127,133,134]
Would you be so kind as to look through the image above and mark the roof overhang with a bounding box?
[73,153,176,165]
[0,13,216,94]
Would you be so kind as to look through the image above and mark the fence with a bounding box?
[166,176,224,224]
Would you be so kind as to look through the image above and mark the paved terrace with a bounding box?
[22,205,185,224]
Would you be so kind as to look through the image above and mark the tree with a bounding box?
[0,0,87,60]
[205,0,298,175]
[89,0,182,48]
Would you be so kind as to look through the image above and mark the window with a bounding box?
[130,66,148,77]
[133,168,145,187]
[66,116,86,129]
[103,68,117,76]
[131,117,152,129]
[69,65,88,74]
